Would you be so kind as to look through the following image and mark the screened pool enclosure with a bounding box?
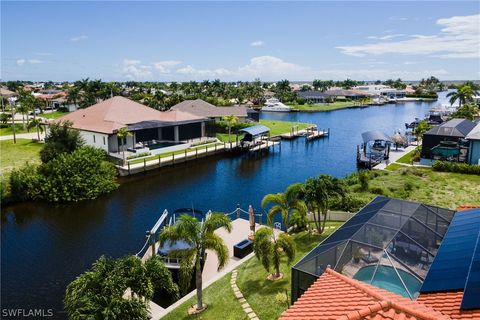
[291,196,455,302]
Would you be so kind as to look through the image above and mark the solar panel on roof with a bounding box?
[420,209,480,310]
[461,230,480,310]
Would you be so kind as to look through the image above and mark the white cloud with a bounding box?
[174,56,310,81]
[250,40,265,47]
[16,58,44,66]
[238,56,310,80]
[122,59,152,80]
[70,35,88,42]
[154,60,182,73]
[366,34,405,40]
[176,65,232,77]
[337,14,480,59]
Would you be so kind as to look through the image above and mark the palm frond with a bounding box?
[203,213,232,234]
[203,233,229,270]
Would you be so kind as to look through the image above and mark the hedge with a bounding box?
[432,161,480,175]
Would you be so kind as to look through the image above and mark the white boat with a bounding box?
[261,98,292,112]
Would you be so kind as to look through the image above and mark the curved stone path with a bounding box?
[231,270,259,320]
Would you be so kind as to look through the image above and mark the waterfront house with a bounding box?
[282,198,480,319]
[297,91,330,104]
[54,96,208,154]
[466,122,480,165]
[420,118,476,163]
[171,99,256,122]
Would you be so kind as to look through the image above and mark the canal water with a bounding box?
[1,96,446,318]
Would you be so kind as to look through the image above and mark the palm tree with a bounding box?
[27,118,44,141]
[117,127,132,164]
[222,115,239,142]
[261,183,306,231]
[413,120,430,144]
[253,227,295,279]
[447,85,478,108]
[64,255,178,320]
[304,175,345,234]
[159,213,232,312]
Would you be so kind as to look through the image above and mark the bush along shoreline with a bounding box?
[2,121,118,203]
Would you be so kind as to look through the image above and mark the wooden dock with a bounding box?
[306,128,330,141]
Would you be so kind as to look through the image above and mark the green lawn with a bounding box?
[288,101,366,112]
[259,120,312,137]
[350,167,480,210]
[0,139,43,173]
[0,124,33,136]
[41,111,69,119]
[216,133,244,143]
[162,273,246,320]
[395,147,419,164]
[162,223,342,320]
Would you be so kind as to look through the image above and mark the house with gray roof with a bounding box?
[171,99,257,122]
[466,122,480,165]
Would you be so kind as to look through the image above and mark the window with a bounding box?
[93,135,96,143]
[103,136,106,145]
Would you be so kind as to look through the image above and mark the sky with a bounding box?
[1,1,480,82]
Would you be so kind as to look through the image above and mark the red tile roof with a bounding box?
[280,268,448,320]
[56,96,205,134]
[418,291,480,320]
[457,205,480,211]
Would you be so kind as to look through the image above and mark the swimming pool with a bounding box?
[353,265,422,298]
[148,141,181,150]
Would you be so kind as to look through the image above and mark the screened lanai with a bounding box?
[291,196,456,302]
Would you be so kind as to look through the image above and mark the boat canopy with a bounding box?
[361,130,393,143]
[239,125,270,137]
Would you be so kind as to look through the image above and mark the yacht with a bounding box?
[261,98,292,112]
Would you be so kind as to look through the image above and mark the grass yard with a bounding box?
[161,273,246,320]
[162,223,342,320]
[41,111,69,119]
[395,147,419,164]
[0,139,43,173]
[259,119,312,137]
[350,167,480,209]
[0,124,32,136]
[288,101,365,112]
[216,133,244,143]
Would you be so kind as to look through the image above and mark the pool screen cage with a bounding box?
[291,196,455,302]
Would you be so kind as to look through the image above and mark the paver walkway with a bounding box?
[230,269,259,320]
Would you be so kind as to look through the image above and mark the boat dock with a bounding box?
[280,126,330,141]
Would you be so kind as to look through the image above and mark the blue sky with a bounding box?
[2,1,479,81]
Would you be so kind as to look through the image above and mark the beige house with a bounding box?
[55,96,208,154]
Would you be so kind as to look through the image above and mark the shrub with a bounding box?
[126,151,151,160]
[39,147,118,202]
[432,161,480,175]
[289,211,308,231]
[9,164,41,201]
[358,170,370,191]
[334,194,367,212]
[40,121,84,163]
[369,186,385,195]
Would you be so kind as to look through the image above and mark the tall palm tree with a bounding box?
[159,213,232,311]
[117,127,132,164]
[447,85,478,108]
[304,175,345,234]
[261,183,306,231]
[253,227,295,279]
[27,118,44,141]
[221,114,239,142]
